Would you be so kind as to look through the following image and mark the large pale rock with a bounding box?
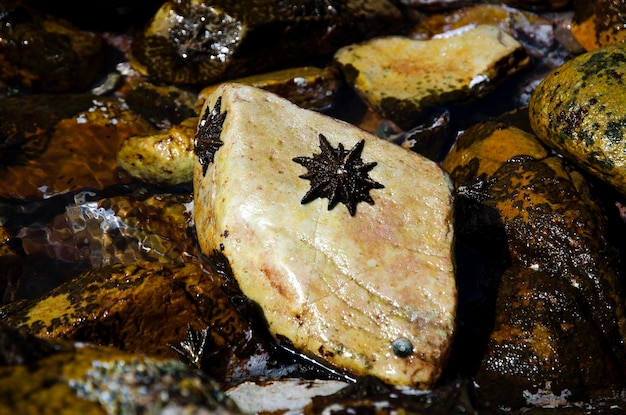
[193,84,456,387]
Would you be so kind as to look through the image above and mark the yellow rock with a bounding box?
[529,43,626,195]
[334,25,529,128]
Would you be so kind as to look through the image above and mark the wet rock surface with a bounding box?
[0,0,625,413]
[443,120,626,407]
[0,327,241,415]
[129,0,404,85]
[194,83,456,388]
[530,43,626,196]
[571,0,626,52]
[334,24,530,128]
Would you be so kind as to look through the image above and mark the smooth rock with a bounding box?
[193,83,456,387]
[529,43,626,195]
[117,117,197,185]
[333,25,530,129]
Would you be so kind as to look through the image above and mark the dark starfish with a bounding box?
[456,175,495,203]
[293,134,384,216]
[168,324,212,369]
[194,96,227,176]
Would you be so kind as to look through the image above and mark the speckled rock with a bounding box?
[0,327,241,415]
[443,120,626,404]
[334,25,530,129]
[571,0,626,51]
[529,43,626,195]
[476,266,624,409]
[194,84,456,388]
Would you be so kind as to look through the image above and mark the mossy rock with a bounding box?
[529,43,626,196]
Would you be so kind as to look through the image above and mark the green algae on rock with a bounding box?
[529,43,626,196]
[334,25,530,129]
[129,0,403,85]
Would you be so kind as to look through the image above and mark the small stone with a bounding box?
[117,117,197,185]
[194,84,456,388]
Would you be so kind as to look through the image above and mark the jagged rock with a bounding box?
[193,83,456,388]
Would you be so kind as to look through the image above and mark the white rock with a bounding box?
[193,83,456,387]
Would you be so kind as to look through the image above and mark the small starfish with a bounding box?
[456,175,495,203]
[293,134,384,216]
[194,96,227,176]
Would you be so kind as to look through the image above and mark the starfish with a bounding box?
[169,324,212,369]
[293,134,384,216]
[194,96,227,176]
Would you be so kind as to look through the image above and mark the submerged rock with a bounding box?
[0,327,241,415]
[0,3,103,92]
[333,25,530,129]
[529,43,626,196]
[193,84,456,387]
[0,95,154,200]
